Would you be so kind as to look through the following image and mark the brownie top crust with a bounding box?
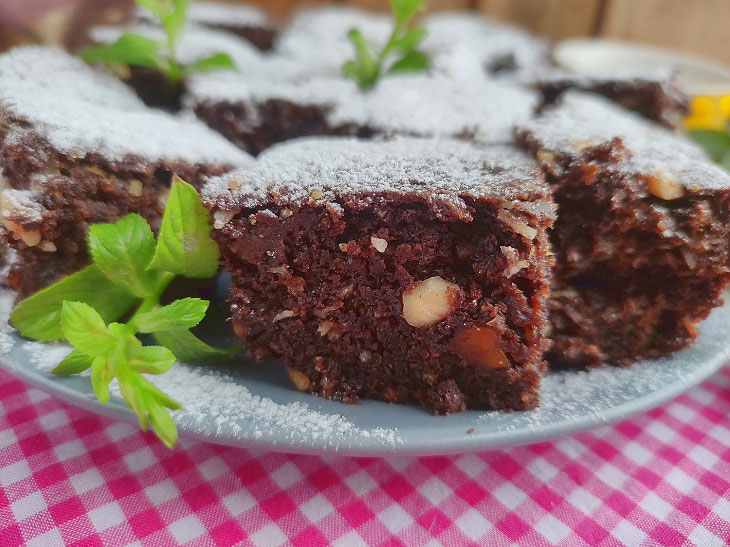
[0,46,251,167]
[186,72,539,145]
[202,137,553,219]
[422,12,549,75]
[275,6,391,76]
[136,2,274,28]
[517,91,730,192]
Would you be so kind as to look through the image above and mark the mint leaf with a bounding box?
[80,33,163,69]
[117,369,149,429]
[389,50,429,73]
[134,297,209,333]
[88,213,158,298]
[128,345,177,374]
[153,328,235,362]
[186,53,237,73]
[390,0,425,25]
[163,0,191,47]
[148,403,178,448]
[10,265,137,341]
[90,357,113,404]
[150,177,220,278]
[689,129,730,163]
[61,302,116,357]
[394,28,426,52]
[50,350,94,376]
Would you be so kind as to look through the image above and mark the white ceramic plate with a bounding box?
[1,288,728,456]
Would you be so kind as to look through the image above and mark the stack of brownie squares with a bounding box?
[3,5,730,415]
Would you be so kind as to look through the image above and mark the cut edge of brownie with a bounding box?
[203,137,555,413]
[516,92,730,368]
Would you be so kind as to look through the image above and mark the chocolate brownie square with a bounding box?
[516,91,730,367]
[88,23,265,109]
[0,46,251,296]
[537,68,690,129]
[423,12,550,78]
[203,137,555,413]
[135,2,277,50]
[187,72,539,155]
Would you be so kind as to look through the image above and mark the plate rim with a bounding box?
[1,339,727,457]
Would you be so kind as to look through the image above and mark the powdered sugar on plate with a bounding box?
[518,91,730,192]
[0,46,250,167]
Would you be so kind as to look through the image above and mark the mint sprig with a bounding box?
[80,0,235,84]
[343,0,430,89]
[10,177,235,448]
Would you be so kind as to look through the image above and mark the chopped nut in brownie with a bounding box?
[0,46,251,296]
[203,137,555,413]
[536,68,690,129]
[135,1,278,50]
[516,91,730,367]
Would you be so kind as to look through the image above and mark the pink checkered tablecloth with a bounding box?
[1,367,729,547]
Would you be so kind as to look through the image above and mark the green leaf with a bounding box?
[118,369,149,429]
[80,33,163,69]
[90,357,112,403]
[148,403,178,448]
[345,29,379,88]
[50,350,94,376]
[61,302,116,357]
[150,177,220,279]
[394,27,426,52]
[720,150,730,172]
[388,50,429,73]
[10,266,137,341]
[143,378,183,410]
[688,129,730,162]
[128,345,177,374]
[88,213,158,298]
[134,298,209,333]
[153,328,236,362]
[163,0,191,47]
[135,0,167,19]
[389,0,426,25]
[185,52,237,74]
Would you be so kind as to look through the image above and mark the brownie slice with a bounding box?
[88,23,265,109]
[203,137,555,413]
[537,68,690,129]
[187,72,539,155]
[516,91,730,368]
[0,46,251,296]
[135,2,277,50]
[423,12,551,79]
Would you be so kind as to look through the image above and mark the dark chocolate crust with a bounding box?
[193,99,376,156]
[517,134,730,367]
[211,24,276,51]
[538,76,690,130]
[212,191,553,413]
[0,131,227,296]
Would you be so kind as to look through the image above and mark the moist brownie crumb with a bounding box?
[135,2,278,50]
[0,46,251,296]
[204,137,555,413]
[536,68,690,129]
[187,72,539,155]
[516,91,730,368]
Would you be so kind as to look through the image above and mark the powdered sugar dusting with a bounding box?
[0,289,14,356]
[0,46,250,166]
[519,91,730,192]
[187,72,538,145]
[202,137,549,212]
[136,2,273,28]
